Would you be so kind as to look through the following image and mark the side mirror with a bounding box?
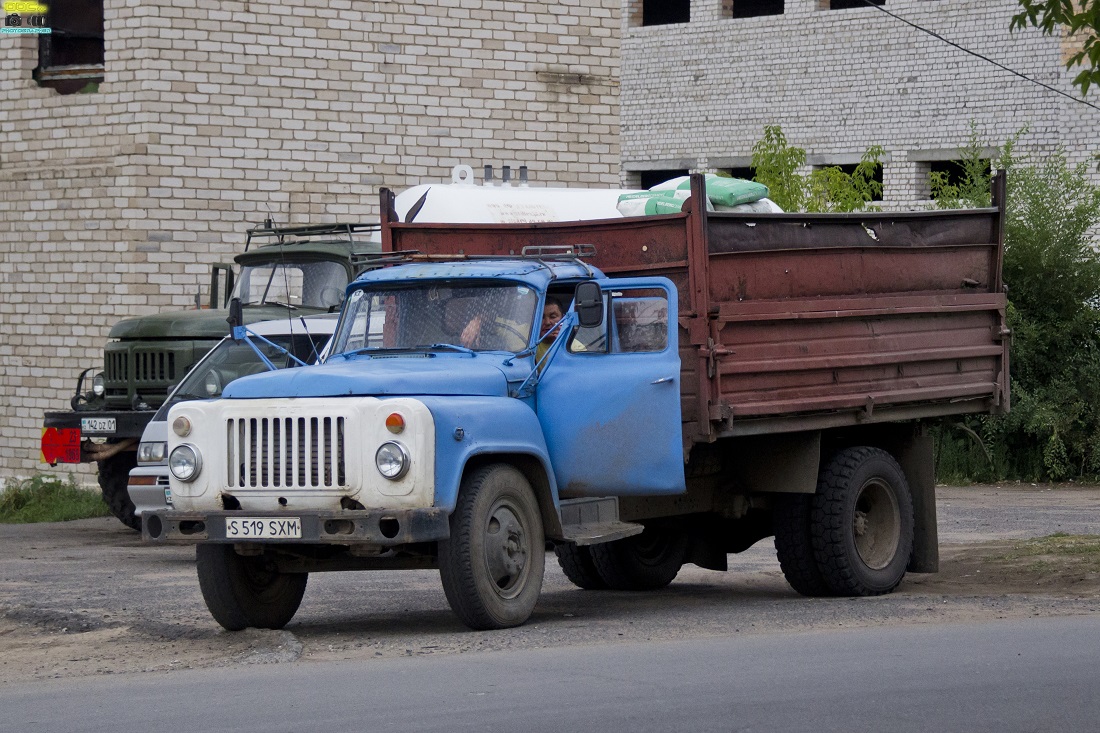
[574,281,604,329]
[226,297,244,342]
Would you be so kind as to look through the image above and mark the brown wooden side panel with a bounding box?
[713,295,1007,420]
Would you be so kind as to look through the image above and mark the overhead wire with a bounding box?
[859,0,1100,113]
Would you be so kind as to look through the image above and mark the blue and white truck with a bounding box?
[143,174,1010,631]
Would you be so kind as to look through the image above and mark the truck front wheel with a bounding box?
[97,452,140,532]
[439,464,545,630]
[195,545,308,631]
[811,447,914,596]
[589,524,687,591]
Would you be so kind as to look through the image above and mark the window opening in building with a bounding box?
[731,0,784,19]
[719,167,756,181]
[642,0,690,26]
[639,169,689,189]
[825,162,883,201]
[928,159,990,189]
[824,0,884,9]
[34,0,104,94]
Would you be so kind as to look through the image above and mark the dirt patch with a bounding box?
[909,536,1100,597]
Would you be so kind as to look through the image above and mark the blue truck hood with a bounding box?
[223,354,511,398]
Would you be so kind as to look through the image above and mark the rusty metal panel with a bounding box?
[712,297,1006,423]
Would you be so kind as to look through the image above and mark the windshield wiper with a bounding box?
[259,300,298,310]
[169,391,211,402]
[421,343,476,355]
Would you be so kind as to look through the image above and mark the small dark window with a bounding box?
[831,162,883,201]
[34,0,104,94]
[827,0,883,9]
[929,159,990,189]
[732,0,784,18]
[642,0,690,26]
[719,167,756,181]
[639,169,689,189]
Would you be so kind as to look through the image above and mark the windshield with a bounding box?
[153,331,331,420]
[333,281,539,354]
[232,260,348,310]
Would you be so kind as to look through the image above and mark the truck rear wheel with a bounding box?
[196,545,308,631]
[554,543,609,590]
[811,447,914,596]
[773,493,832,597]
[439,464,545,630]
[97,452,140,532]
[589,524,687,591]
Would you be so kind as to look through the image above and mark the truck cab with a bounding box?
[147,255,683,630]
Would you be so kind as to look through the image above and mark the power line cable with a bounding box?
[860,0,1100,113]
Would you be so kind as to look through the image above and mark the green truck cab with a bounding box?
[41,222,379,530]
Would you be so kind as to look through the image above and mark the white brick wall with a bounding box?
[0,0,622,480]
[619,0,1100,203]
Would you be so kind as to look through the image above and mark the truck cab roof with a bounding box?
[351,258,604,290]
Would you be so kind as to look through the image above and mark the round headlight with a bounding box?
[375,442,410,480]
[169,444,202,482]
[203,369,221,397]
[92,372,105,397]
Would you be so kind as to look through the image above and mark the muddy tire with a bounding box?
[439,464,545,630]
[196,545,308,631]
[811,447,914,596]
[554,543,609,590]
[590,524,687,591]
[97,452,140,532]
[773,493,832,597]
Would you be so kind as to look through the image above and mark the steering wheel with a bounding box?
[319,286,345,310]
[490,321,529,350]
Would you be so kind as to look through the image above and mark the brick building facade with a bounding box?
[0,0,622,481]
[1,0,1096,483]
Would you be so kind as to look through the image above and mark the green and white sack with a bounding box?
[651,174,770,208]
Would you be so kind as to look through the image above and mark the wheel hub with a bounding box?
[853,479,901,570]
[485,504,528,596]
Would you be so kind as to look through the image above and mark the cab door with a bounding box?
[536,278,685,497]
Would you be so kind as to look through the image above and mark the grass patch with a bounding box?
[0,474,110,524]
[993,534,1100,573]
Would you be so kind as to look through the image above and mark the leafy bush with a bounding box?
[750,125,883,213]
[934,129,1100,481]
[0,474,110,523]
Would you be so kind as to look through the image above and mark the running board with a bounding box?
[559,497,643,546]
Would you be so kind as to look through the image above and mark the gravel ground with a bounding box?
[0,484,1097,683]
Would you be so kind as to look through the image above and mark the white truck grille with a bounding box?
[226,416,346,490]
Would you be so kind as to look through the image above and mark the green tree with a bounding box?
[750,126,883,213]
[934,133,1100,481]
[1011,1,1100,95]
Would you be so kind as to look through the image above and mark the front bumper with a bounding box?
[142,507,451,546]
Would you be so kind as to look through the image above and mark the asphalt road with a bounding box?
[0,483,1098,712]
[1,615,1098,733]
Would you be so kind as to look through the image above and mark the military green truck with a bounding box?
[41,222,380,530]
